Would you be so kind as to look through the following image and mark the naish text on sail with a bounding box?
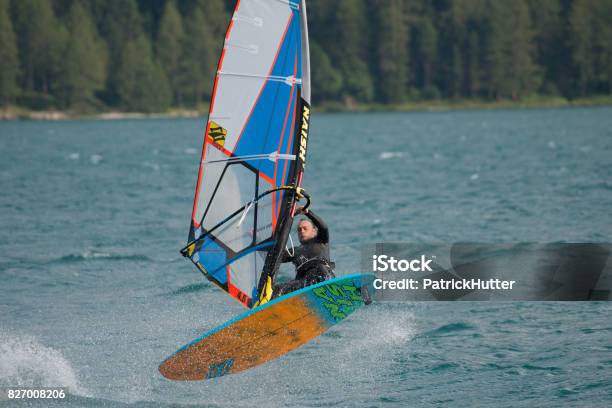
[298,104,309,164]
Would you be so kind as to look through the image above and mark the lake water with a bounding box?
[1,107,611,407]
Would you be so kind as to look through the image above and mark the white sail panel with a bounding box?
[186,0,310,308]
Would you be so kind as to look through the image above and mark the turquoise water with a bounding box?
[1,107,611,407]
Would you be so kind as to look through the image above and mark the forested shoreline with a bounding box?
[1,0,611,117]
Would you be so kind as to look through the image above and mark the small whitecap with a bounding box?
[578,146,591,153]
[68,153,79,160]
[90,154,103,164]
[548,166,567,176]
[470,173,480,181]
[0,333,89,396]
[184,147,198,154]
[143,162,160,171]
[433,153,442,159]
[548,141,556,149]
[379,152,403,160]
[373,218,381,225]
[81,249,112,259]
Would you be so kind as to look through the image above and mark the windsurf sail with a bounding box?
[183,0,311,309]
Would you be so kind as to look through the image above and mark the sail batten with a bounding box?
[217,71,302,85]
[186,0,310,309]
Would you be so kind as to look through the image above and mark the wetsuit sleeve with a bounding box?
[305,210,329,244]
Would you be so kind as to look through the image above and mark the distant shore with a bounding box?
[316,95,612,113]
[0,106,208,121]
[2,95,611,121]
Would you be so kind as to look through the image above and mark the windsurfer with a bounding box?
[273,207,336,297]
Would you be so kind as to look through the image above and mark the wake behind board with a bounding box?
[159,274,374,380]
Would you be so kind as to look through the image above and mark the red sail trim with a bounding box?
[191,0,242,228]
[228,282,251,307]
[276,54,300,217]
[227,263,250,307]
[209,137,233,157]
[259,171,275,186]
[270,55,298,229]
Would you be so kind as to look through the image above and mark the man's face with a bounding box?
[297,220,317,243]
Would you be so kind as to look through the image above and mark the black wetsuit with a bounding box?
[273,210,335,297]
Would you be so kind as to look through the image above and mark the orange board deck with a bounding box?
[159,274,374,380]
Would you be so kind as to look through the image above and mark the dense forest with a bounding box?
[0,0,611,113]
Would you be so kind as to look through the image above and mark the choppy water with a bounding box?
[1,107,611,407]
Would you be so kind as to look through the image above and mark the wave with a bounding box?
[0,332,89,397]
[165,282,213,297]
[421,322,476,338]
[52,250,151,264]
[521,363,562,372]
[55,393,229,407]
[379,151,404,160]
[90,154,103,165]
[316,304,418,384]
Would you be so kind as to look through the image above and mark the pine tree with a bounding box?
[10,0,67,101]
[570,0,612,96]
[466,30,483,97]
[448,44,463,97]
[373,0,409,103]
[92,0,144,106]
[156,0,184,105]
[310,41,342,102]
[59,0,107,110]
[328,0,374,104]
[415,16,438,96]
[306,0,337,50]
[593,0,612,94]
[482,0,540,99]
[116,34,172,112]
[0,0,19,105]
[438,0,485,98]
[507,0,541,98]
[481,1,510,98]
[176,6,215,107]
[528,0,564,95]
[569,0,594,96]
[196,0,229,39]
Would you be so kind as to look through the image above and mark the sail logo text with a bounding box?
[372,255,433,272]
[298,105,309,164]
